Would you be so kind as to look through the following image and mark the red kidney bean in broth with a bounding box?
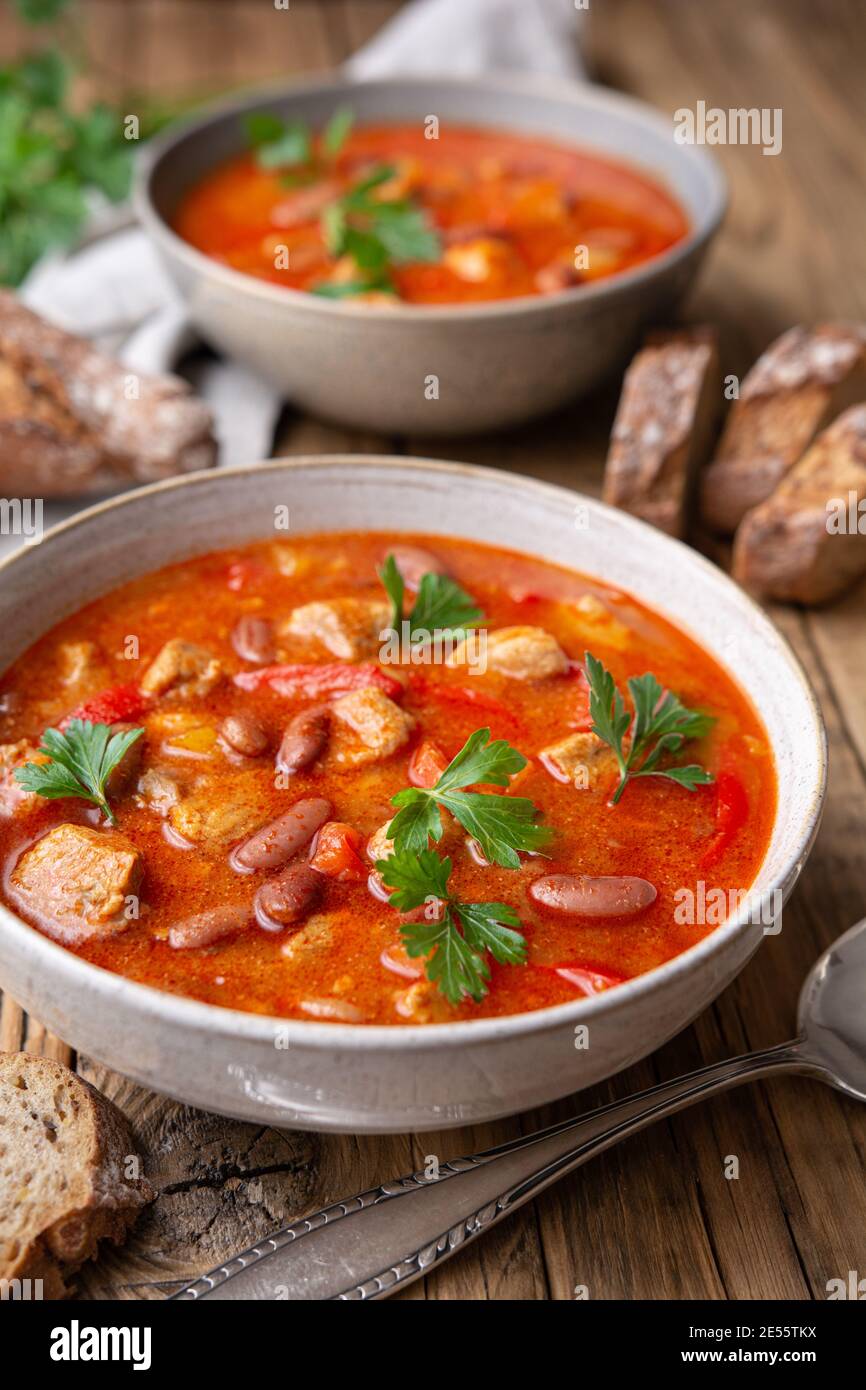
[232,798,332,873]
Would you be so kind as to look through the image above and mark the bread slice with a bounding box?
[733,404,866,604]
[701,322,866,533]
[0,291,217,498]
[602,327,720,538]
[0,1051,154,1299]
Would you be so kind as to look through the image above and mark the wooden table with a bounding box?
[2,0,864,1301]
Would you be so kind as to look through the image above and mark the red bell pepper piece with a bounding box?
[60,682,150,730]
[699,771,748,870]
[408,739,449,789]
[310,822,367,880]
[408,674,525,734]
[234,663,404,700]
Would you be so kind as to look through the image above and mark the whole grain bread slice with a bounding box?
[0,1051,154,1299]
[602,327,720,538]
[0,291,217,497]
[700,322,866,533]
[733,404,866,604]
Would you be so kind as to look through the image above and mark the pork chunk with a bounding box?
[168,776,266,850]
[0,739,44,816]
[9,824,142,944]
[281,597,390,661]
[540,732,618,790]
[329,687,414,767]
[140,639,222,699]
[450,625,568,680]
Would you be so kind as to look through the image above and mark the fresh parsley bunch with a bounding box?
[378,553,483,642]
[378,848,526,1005]
[585,651,714,804]
[15,719,143,824]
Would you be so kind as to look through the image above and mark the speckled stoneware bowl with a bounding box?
[134,75,726,434]
[0,459,825,1133]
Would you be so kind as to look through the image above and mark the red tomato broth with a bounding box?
[172,122,689,304]
[0,533,775,1024]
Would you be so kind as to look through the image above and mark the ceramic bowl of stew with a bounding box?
[134,74,726,434]
[0,458,825,1133]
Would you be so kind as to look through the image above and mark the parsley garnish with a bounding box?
[585,651,714,805]
[244,105,354,175]
[14,719,144,824]
[316,164,441,296]
[378,847,526,1004]
[387,728,552,868]
[378,553,483,640]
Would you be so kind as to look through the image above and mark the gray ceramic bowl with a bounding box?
[134,75,727,434]
[0,458,824,1132]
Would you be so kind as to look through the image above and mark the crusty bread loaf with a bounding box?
[0,1051,154,1299]
[603,327,720,538]
[733,404,866,604]
[0,291,217,497]
[701,322,866,533]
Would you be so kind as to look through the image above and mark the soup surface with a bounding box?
[173,120,688,304]
[0,533,775,1025]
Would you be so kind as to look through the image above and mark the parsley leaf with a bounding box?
[585,651,714,805]
[14,719,144,824]
[321,163,441,290]
[378,552,483,641]
[386,728,552,867]
[377,848,527,1005]
[321,104,354,157]
[254,120,312,170]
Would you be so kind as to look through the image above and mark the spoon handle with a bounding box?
[173,1040,811,1301]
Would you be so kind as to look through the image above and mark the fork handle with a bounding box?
[173,1041,812,1301]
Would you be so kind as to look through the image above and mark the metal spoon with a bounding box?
[172,918,866,1301]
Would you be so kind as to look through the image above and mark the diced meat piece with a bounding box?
[329,687,415,767]
[270,543,316,578]
[168,789,265,851]
[540,732,618,790]
[561,594,632,652]
[0,739,45,816]
[140,639,222,699]
[603,328,720,538]
[394,980,452,1023]
[443,237,518,285]
[733,404,866,604]
[135,767,182,816]
[9,824,143,945]
[279,913,334,962]
[57,640,109,691]
[366,821,395,864]
[701,323,866,533]
[281,597,391,661]
[450,625,568,680]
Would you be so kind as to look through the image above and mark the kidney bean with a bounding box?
[219,711,269,758]
[388,544,450,592]
[255,862,323,930]
[168,905,251,950]
[232,797,332,873]
[276,706,329,774]
[231,614,275,665]
[529,873,657,918]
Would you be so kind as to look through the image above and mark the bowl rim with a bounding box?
[0,456,827,1052]
[133,69,728,325]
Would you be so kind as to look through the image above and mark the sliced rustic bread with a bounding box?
[0,291,217,497]
[733,404,866,604]
[0,1051,154,1299]
[700,322,866,533]
[602,327,720,538]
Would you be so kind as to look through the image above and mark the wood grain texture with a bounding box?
[1,0,864,1302]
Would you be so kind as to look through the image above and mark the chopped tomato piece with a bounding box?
[60,683,150,730]
[699,771,748,870]
[234,662,404,700]
[310,822,367,880]
[408,739,448,789]
[549,965,625,995]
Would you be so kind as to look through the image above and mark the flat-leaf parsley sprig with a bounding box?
[585,651,714,805]
[378,553,484,642]
[377,847,526,1004]
[386,727,552,868]
[14,719,144,824]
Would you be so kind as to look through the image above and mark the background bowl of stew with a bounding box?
[0,459,825,1132]
[135,74,727,435]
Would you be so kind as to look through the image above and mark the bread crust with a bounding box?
[0,1051,154,1299]
[733,404,866,604]
[603,327,720,538]
[0,292,217,497]
[701,323,866,533]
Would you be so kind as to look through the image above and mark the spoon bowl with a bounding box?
[798,917,866,1102]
